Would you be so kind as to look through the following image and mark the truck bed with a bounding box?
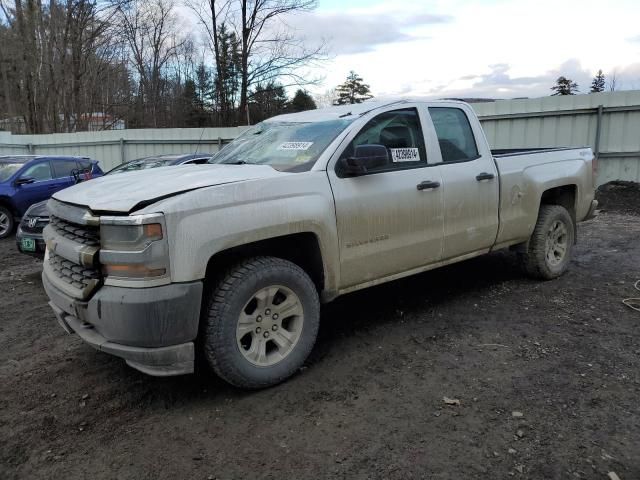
[490,145,595,249]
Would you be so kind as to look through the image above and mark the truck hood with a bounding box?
[52,164,285,213]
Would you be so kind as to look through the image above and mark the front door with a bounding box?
[12,160,58,215]
[327,107,444,289]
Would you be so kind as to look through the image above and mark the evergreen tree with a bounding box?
[590,70,605,93]
[248,82,288,123]
[181,80,207,127]
[334,71,373,105]
[551,76,579,96]
[195,62,213,109]
[214,22,242,124]
[289,89,317,112]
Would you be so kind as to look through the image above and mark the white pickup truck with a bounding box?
[42,100,597,388]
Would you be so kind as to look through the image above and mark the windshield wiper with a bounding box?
[221,160,252,165]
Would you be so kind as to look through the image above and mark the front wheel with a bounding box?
[518,204,575,280]
[0,206,15,239]
[202,257,320,389]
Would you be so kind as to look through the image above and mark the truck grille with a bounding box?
[45,205,102,299]
[50,215,100,247]
[48,252,101,291]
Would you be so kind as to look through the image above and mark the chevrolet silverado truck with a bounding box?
[42,100,598,388]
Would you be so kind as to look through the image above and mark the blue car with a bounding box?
[0,155,103,239]
[14,152,210,256]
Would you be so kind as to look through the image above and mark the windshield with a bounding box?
[209,119,354,171]
[108,157,178,174]
[0,162,24,182]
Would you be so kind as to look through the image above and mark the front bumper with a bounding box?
[16,226,46,258]
[43,270,203,376]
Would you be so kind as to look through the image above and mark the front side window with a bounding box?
[339,108,427,175]
[0,162,25,182]
[52,159,80,178]
[429,107,479,163]
[22,162,53,181]
[209,119,354,172]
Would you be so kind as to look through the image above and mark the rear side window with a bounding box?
[52,159,80,178]
[22,162,53,181]
[78,160,93,171]
[429,107,479,163]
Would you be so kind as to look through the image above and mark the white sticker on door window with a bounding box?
[277,142,313,151]
[390,147,420,162]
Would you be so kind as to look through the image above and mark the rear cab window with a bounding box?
[429,107,479,163]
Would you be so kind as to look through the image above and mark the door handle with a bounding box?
[476,172,495,181]
[417,180,441,191]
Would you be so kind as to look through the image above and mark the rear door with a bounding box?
[426,105,499,259]
[327,106,444,288]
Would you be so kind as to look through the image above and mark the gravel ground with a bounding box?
[1,184,639,480]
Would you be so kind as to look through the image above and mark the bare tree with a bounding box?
[608,70,619,92]
[115,0,188,127]
[0,0,131,133]
[312,87,335,109]
[190,0,325,125]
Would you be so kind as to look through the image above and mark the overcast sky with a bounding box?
[283,0,640,100]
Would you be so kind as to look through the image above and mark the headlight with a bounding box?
[100,214,170,282]
[101,223,163,251]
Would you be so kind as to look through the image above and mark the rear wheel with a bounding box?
[519,204,575,279]
[0,206,15,239]
[202,256,320,389]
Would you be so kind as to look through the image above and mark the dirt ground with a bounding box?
[1,184,639,480]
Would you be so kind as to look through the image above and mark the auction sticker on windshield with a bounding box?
[391,148,420,162]
[277,142,313,151]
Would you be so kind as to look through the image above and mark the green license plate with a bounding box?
[21,238,36,252]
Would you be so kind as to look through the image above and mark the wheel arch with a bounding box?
[539,184,577,242]
[203,232,326,296]
[0,195,17,215]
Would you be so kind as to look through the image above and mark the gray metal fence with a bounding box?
[472,91,640,186]
[0,127,248,171]
[2,91,640,185]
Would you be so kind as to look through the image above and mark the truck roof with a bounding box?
[266,99,462,123]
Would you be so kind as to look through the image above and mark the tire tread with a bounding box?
[519,204,574,280]
[203,256,320,389]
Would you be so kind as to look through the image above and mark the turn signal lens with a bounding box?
[104,264,166,278]
[144,223,163,239]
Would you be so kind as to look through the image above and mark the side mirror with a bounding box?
[15,176,35,186]
[339,144,389,176]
